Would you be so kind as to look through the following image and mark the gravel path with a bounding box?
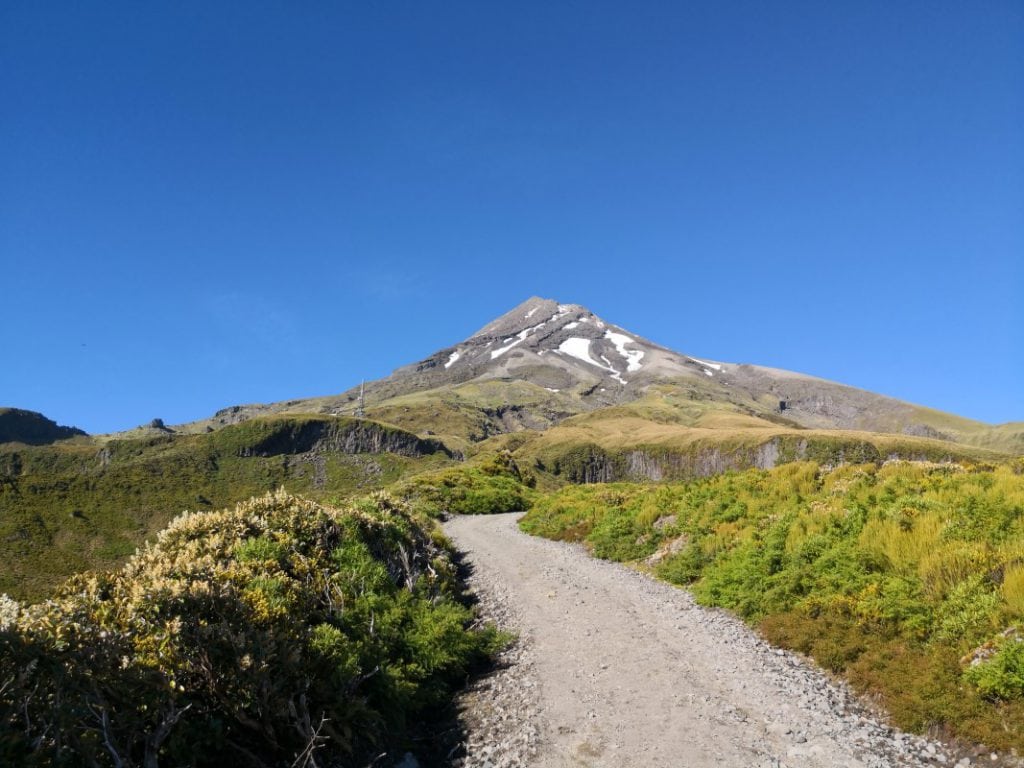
[444,513,996,768]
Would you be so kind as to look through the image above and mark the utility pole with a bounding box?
[355,380,365,418]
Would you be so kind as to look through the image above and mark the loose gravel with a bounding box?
[447,556,542,768]
[445,513,1022,768]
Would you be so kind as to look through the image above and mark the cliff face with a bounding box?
[539,435,975,484]
[0,408,87,445]
[230,417,453,459]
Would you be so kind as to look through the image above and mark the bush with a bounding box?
[0,490,502,767]
[655,543,707,586]
[394,452,534,516]
[964,635,1024,700]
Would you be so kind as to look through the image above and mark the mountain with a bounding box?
[169,296,1023,458]
[0,408,87,445]
[2,297,1020,599]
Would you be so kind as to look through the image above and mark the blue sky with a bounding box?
[2,1,1021,433]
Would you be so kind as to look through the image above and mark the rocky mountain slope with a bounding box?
[166,296,1022,458]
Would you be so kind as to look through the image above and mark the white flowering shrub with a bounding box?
[0,595,18,631]
[0,490,501,767]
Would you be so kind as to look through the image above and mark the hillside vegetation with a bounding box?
[520,460,1024,751]
[0,416,455,600]
[350,377,1024,461]
[0,490,502,767]
[513,411,1007,484]
[392,451,537,516]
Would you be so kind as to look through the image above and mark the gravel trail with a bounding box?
[445,513,983,768]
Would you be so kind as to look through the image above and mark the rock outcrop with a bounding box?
[0,408,87,445]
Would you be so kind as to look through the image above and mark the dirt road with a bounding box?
[445,513,970,768]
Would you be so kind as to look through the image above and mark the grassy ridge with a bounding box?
[0,416,454,600]
[520,460,1024,750]
[363,379,578,453]
[516,421,1005,486]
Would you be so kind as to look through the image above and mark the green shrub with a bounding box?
[588,507,656,561]
[0,490,502,767]
[234,536,288,565]
[654,544,706,585]
[964,637,1024,700]
[934,577,1002,646]
[0,416,455,601]
[394,451,535,516]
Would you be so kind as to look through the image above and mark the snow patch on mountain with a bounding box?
[558,337,595,365]
[557,337,626,384]
[605,331,645,372]
[492,322,547,359]
[445,351,461,369]
[550,305,573,324]
[689,357,722,372]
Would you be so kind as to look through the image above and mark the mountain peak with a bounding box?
[470,296,562,339]
[444,297,719,391]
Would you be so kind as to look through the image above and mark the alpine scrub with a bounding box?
[519,460,1024,751]
[392,451,536,517]
[0,490,503,767]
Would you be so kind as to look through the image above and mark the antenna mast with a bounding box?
[356,380,365,418]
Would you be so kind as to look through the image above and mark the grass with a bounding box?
[362,378,581,451]
[902,407,1024,454]
[519,459,1024,751]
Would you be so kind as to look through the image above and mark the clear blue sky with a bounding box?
[2,1,1021,433]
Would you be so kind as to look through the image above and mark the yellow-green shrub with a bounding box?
[1004,564,1024,617]
[0,490,501,767]
[393,451,535,516]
